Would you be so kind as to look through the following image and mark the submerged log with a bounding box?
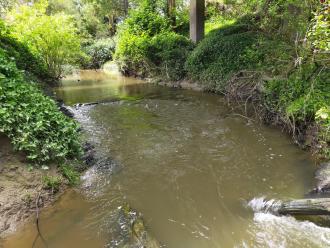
[278,198,330,216]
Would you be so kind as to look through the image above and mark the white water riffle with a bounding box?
[243,197,330,247]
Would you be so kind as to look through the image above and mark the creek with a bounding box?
[4,68,330,248]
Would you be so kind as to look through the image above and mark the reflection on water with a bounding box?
[3,69,327,248]
[55,69,146,105]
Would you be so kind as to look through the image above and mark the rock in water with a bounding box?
[314,162,330,193]
[106,203,161,248]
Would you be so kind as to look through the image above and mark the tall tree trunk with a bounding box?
[167,0,176,26]
[190,0,205,43]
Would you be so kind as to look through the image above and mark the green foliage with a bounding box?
[0,19,50,79]
[147,32,194,80]
[263,64,330,157]
[185,25,290,92]
[115,33,150,76]
[47,0,110,39]
[0,48,82,163]
[123,4,170,36]
[316,107,330,157]
[308,3,330,52]
[115,2,193,80]
[263,65,330,121]
[115,2,169,76]
[173,8,190,36]
[218,0,318,41]
[7,0,83,79]
[42,175,61,192]
[83,38,116,69]
[60,164,80,186]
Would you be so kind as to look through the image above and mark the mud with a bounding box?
[0,135,65,238]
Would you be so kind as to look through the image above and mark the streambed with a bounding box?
[3,69,329,248]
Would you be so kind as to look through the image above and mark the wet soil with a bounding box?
[0,135,65,238]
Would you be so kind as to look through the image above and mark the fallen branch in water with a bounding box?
[252,197,330,216]
[277,198,330,216]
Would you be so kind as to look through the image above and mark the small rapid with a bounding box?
[248,197,283,214]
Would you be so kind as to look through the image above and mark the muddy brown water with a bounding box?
[3,69,330,247]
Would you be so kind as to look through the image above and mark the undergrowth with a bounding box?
[0,45,82,164]
[114,1,194,81]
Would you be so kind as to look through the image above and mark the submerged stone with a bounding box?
[106,203,161,248]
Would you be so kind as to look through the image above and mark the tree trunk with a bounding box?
[167,0,176,26]
[190,0,205,43]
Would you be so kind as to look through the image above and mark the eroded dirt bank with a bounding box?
[0,135,65,238]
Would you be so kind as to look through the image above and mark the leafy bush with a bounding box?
[0,48,82,163]
[115,2,193,80]
[186,25,290,92]
[148,32,194,80]
[83,38,116,69]
[262,63,330,157]
[308,3,330,52]
[115,33,150,76]
[216,0,318,41]
[122,3,170,37]
[263,65,330,121]
[0,20,49,79]
[115,3,170,76]
[7,0,83,79]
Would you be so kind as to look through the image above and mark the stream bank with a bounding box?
[0,135,67,238]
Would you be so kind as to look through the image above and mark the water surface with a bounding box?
[3,69,328,248]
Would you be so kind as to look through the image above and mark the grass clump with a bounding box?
[60,164,80,186]
[42,175,62,192]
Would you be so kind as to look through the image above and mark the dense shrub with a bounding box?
[263,66,330,121]
[0,20,49,79]
[185,25,293,92]
[83,38,116,69]
[115,3,169,76]
[308,3,330,52]
[0,48,82,163]
[7,0,83,79]
[147,32,194,80]
[115,2,193,80]
[122,3,170,37]
[262,64,330,156]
